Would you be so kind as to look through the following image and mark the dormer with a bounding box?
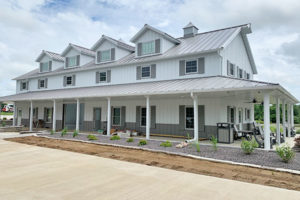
[91,35,134,64]
[130,24,180,57]
[183,22,198,38]
[35,50,64,73]
[61,43,95,69]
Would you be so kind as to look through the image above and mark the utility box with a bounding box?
[217,123,234,144]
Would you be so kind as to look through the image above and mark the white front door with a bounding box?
[17,109,22,126]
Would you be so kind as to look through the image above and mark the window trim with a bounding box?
[185,59,198,75]
[66,56,77,68]
[238,68,243,79]
[141,40,156,56]
[66,76,73,86]
[40,62,50,73]
[246,73,250,80]
[112,107,121,126]
[44,107,53,123]
[21,81,27,90]
[185,106,194,130]
[141,65,151,78]
[229,63,235,76]
[99,49,111,63]
[140,107,147,127]
[39,79,45,89]
[99,71,107,83]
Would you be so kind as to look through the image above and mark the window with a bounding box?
[40,62,49,72]
[246,73,250,80]
[66,76,73,85]
[140,107,147,126]
[67,56,77,67]
[21,82,27,90]
[229,107,235,123]
[45,108,52,123]
[141,66,151,78]
[101,49,111,62]
[141,41,155,55]
[39,79,45,88]
[239,69,243,78]
[185,107,194,129]
[112,107,121,126]
[185,60,197,74]
[238,109,242,123]
[245,108,250,120]
[99,72,107,82]
[230,63,234,76]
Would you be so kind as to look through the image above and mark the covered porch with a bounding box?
[0,76,298,150]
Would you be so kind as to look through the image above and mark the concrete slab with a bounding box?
[0,139,299,200]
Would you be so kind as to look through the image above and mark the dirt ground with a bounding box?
[6,136,300,191]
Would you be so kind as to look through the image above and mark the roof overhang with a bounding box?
[61,44,95,57]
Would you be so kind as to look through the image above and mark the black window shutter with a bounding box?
[179,60,185,76]
[150,64,156,78]
[198,57,205,74]
[179,105,185,130]
[72,75,76,86]
[96,72,100,83]
[45,78,48,88]
[76,55,80,66]
[49,61,52,71]
[107,70,111,83]
[97,51,101,63]
[136,66,141,80]
[151,106,156,128]
[155,39,160,53]
[111,48,115,61]
[137,43,142,56]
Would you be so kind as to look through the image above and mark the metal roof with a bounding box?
[61,43,95,57]
[35,50,64,62]
[2,76,296,103]
[14,24,254,80]
[91,35,135,52]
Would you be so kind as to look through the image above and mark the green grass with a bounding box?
[126,138,134,142]
[0,112,13,116]
[160,141,172,147]
[87,134,98,140]
[110,135,121,140]
[138,140,147,146]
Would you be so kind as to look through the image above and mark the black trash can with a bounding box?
[217,123,234,144]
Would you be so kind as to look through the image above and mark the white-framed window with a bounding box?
[140,107,146,126]
[21,82,27,90]
[238,109,243,123]
[229,107,235,123]
[185,107,194,129]
[245,108,250,120]
[246,73,250,80]
[101,49,111,62]
[185,60,198,74]
[141,66,151,78]
[67,56,77,68]
[239,68,243,78]
[99,71,107,82]
[45,108,53,123]
[66,76,73,86]
[39,79,45,88]
[230,63,235,76]
[112,107,121,126]
[40,62,49,72]
[141,40,155,55]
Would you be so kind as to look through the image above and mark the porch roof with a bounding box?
[0,76,298,103]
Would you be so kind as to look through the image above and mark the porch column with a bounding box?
[52,99,56,131]
[287,103,291,137]
[107,97,111,136]
[276,98,280,144]
[12,102,16,126]
[29,101,33,132]
[282,100,286,141]
[192,94,199,141]
[250,104,255,122]
[263,93,270,150]
[291,104,294,128]
[76,99,80,132]
[146,96,150,140]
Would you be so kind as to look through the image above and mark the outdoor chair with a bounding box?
[253,123,276,148]
[233,124,253,141]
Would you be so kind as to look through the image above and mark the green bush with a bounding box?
[192,141,200,152]
[126,138,134,142]
[138,140,147,146]
[276,145,295,163]
[87,134,98,140]
[73,130,78,138]
[296,129,300,134]
[160,140,172,147]
[110,135,120,140]
[61,128,68,137]
[50,130,55,135]
[210,136,218,151]
[241,138,258,154]
[1,121,6,127]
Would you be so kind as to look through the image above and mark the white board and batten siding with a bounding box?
[39,55,63,72]
[64,48,94,68]
[94,40,131,62]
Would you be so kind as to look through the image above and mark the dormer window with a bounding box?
[66,55,79,68]
[39,61,52,73]
[141,41,155,55]
[96,48,115,63]
[101,49,111,62]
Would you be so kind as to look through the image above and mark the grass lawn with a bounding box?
[0,112,13,116]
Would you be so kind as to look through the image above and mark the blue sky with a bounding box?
[0,0,300,100]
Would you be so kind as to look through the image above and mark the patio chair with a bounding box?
[233,124,253,141]
[253,124,276,148]
[286,127,296,137]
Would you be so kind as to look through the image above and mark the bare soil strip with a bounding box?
[6,136,300,191]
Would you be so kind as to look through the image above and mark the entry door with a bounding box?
[93,108,101,131]
[17,109,22,126]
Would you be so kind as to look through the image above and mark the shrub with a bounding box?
[126,138,134,142]
[138,140,147,146]
[210,136,218,151]
[3,117,7,120]
[296,129,300,134]
[241,138,258,154]
[276,145,295,163]
[110,135,120,140]
[160,140,172,147]
[192,141,200,152]
[87,134,98,140]
[73,130,78,138]
[61,128,68,137]
[50,130,55,135]
[2,121,6,127]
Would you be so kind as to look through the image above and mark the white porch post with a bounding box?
[291,104,294,128]
[146,96,150,140]
[276,98,280,144]
[76,99,80,132]
[52,99,56,131]
[107,97,111,136]
[29,101,33,132]
[250,104,255,122]
[192,94,199,141]
[287,103,291,137]
[282,100,286,141]
[263,93,270,150]
[12,102,16,126]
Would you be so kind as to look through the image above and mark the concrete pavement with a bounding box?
[0,139,299,200]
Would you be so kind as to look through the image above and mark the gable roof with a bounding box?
[91,35,135,52]
[130,24,181,44]
[35,50,64,62]
[183,22,198,30]
[61,43,95,57]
